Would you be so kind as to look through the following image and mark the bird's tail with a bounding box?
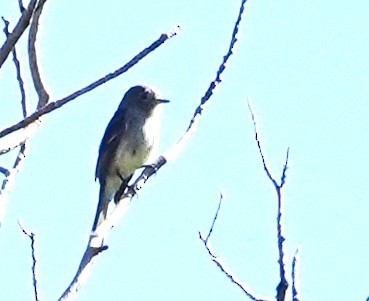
[91,176,132,233]
[91,186,110,232]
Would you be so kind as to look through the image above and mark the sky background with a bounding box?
[1,0,369,300]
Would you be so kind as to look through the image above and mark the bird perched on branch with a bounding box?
[92,85,169,231]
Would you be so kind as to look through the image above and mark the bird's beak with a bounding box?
[158,99,170,104]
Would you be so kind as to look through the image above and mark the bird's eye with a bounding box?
[141,91,149,100]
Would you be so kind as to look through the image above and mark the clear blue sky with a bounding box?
[1,0,369,300]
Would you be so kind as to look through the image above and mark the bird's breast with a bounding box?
[113,112,161,179]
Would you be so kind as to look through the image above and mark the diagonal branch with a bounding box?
[247,99,290,301]
[0,0,38,68]
[18,0,25,13]
[164,0,247,163]
[0,143,27,223]
[28,0,49,107]
[2,17,27,117]
[0,167,10,176]
[18,221,40,301]
[0,16,29,224]
[0,123,38,155]
[198,194,271,301]
[0,27,180,140]
[204,192,223,244]
[291,248,300,301]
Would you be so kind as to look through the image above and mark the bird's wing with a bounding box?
[95,110,127,181]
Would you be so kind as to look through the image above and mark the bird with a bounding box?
[92,85,169,232]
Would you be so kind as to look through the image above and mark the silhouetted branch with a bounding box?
[0,124,38,155]
[0,27,180,140]
[247,99,290,301]
[0,15,29,223]
[18,221,40,301]
[18,0,25,13]
[2,17,27,117]
[28,0,49,107]
[58,245,107,301]
[198,194,271,301]
[0,0,38,68]
[0,167,10,176]
[0,144,27,222]
[292,248,300,301]
[164,0,248,163]
[204,192,223,244]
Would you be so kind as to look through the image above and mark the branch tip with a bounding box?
[204,193,223,243]
[18,220,40,301]
[0,27,179,139]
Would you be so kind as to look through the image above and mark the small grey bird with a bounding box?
[92,85,169,231]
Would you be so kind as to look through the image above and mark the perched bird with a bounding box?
[92,85,169,231]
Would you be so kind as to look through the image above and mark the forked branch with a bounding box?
[248,99,290,301]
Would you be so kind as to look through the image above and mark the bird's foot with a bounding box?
[141,163,158,179]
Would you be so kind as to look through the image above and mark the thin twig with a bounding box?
[247,99,289,301]
[205,192,223,244]
[292,248,300,301]
[0,0,38,68]
[198,196,270,301]
[0,167,10,176]
[2,17,27,117]
[18,221,40,301]
[28,0,49,108]
[280,149,289,188]
[0,15,29,222]
[0,143,27,223]
[165,0,247,163]
[18,0,25,13]
[0,27,180,140]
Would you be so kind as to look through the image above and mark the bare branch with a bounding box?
[204,192,223,244]
[164,0,247,163]
[0,122,39,155]
[18,221,40,301]
[198,196,270,301]
[0,0,38,68]
[2,17,27,117]
[58,245,107,301]
[247,98,290,301]
[280,148,289,188]
[0,17,29,156]
[0,167,10,176]
[275,152,289,301]
[292,248,300,301]
[0,14,30,222]
[18,0,25,13]
[90,156,167,246]
[0,27,180,140]
[28,0,49,108]
[0,143,27,223]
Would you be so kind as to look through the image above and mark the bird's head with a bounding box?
[119,85,169,113]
